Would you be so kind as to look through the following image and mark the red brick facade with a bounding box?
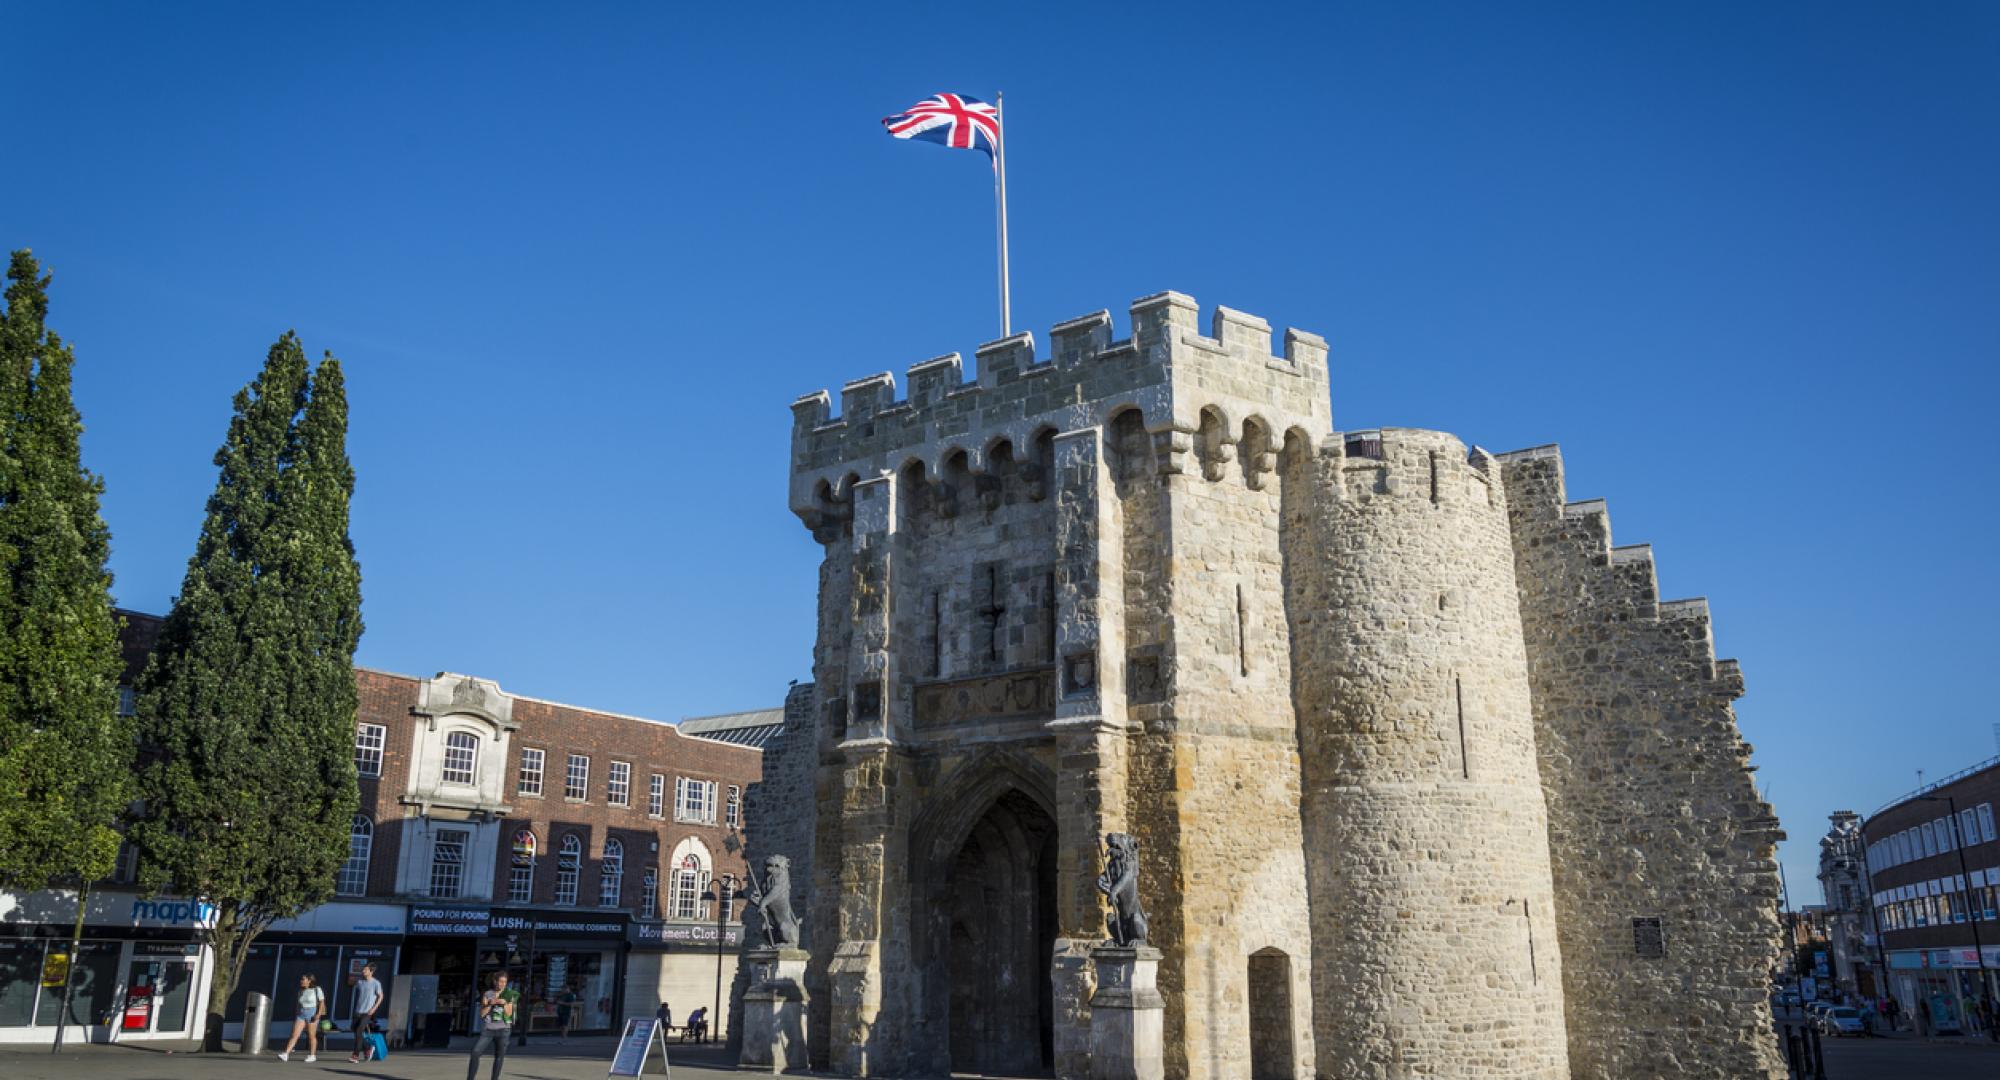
[351,667,760,917]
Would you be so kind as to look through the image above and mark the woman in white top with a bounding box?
[278,973,326,1062]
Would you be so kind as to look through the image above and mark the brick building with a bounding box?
[0,611,773,1048]
[1862,755,2000,1035]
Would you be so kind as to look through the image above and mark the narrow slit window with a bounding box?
[1456,677,1469,780]
[1428,450,1440,505]
[928,589,943,678]
[1044,571,1058,664]
[1236,584,1249,677]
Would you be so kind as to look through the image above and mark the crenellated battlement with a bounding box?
[789,293,1332,517]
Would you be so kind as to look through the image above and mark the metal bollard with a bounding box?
[1808,1024,1826,1080]
[1784,1027,1802,1078]
[241,992,272,1054]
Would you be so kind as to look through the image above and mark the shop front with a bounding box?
[624,919,743,1039]
[483,908,627,1037]
[0,889,216,1044]
[1887,946,2000,1035]
[223,901,405,1045]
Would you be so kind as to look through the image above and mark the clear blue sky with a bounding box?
[8,2,1997,896]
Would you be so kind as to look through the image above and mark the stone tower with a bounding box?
[782,292,1785,1080]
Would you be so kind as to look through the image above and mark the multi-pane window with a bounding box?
[509,829,536,903]
[726,785,742,828]
[719,877,735,921]
[429,829,468,898]
[354,724,385,778]
[555,834,582,905]
[599,838,624,908]
[641,869,658,919]
[337,816,373,896]
[675,777,717,824]
[608,761,632,807]
[1980,803,1997,844]
[565,754,590,801]
[112,842,138,885]
[648,775,665,818]
[670,852,708,920]
[442,732,478,786]
[518,748,545,797]
[1938,817,1957,851]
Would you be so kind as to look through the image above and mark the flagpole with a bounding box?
[995,91,1011,338]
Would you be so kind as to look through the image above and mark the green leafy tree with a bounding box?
[130,334,362,1050]
[0,250,129,892]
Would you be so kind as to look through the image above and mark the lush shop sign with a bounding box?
[489,909,625,939]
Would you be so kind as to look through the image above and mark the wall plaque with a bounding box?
[1631,916,1665,959]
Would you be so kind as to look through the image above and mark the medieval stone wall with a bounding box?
[728,683,820,1054]
[1498,445,1786,1080]
[1289,428,1571,1079]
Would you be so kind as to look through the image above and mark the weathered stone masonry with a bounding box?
[773,292,1786,1079]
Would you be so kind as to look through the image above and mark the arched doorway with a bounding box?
[913,783,1058,1076]
[1247,948,1295,1079]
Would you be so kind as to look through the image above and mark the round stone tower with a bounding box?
[1289,427,1570,1079]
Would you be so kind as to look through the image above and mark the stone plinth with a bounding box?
[1089,944,1164,1080]
[739,947,811,1074]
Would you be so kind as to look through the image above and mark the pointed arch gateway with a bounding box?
[908,753,1061,1077]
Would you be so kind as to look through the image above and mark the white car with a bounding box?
[1816,1006,1867,1036]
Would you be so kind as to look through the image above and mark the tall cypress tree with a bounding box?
[0,250,129,892]
[131,335,362,1050]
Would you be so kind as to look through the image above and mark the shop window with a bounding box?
[442,732,478,786]
[599,839,625,908]
[0,939,44,1027]
[429,829,468,898]
[607,761,631,807]
[556,834,582,906]
[354,723,385,778]
[565,754,590,801]
[337,815,372,896]
[34,941,121,1029]
[518,748,545,797]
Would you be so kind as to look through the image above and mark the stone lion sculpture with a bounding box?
[750,854,802,948]
[1096,832,1148,947]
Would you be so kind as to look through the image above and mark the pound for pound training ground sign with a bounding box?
[609,1017,671,1077]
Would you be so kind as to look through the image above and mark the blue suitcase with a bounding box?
[362,1032,388,1061]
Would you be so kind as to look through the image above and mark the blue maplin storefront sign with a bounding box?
[128,898,218,928]
[406,905,491,936]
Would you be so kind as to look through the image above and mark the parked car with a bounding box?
[1773,990,1802,1010]
[1816,1006,1867,1036]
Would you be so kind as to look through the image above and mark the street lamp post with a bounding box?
[1917,794,1996,1041]
[703,874,738,1044]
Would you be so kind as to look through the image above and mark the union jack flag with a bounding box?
[881,93,1001,160]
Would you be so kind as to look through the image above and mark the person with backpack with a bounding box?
[347,963,384,1063]
[277,973,326,1062]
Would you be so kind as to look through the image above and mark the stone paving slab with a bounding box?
[0,1036,742,1080]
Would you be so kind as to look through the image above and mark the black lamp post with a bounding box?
[701,874,739,1044]
[1916,793,1996,1041]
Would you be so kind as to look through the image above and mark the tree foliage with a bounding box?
[0,250,129,891]
[130,333,362,1048]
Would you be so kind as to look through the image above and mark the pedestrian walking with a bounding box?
[555,983,579,1043]
[276,973,325,1062]
[655,999,672,1034]
[347,963,384,1062]
[466,971,517,1080]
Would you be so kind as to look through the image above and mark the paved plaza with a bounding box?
[6,1030,2000,1080]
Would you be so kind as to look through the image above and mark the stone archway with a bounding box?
[911,776,1059,1077]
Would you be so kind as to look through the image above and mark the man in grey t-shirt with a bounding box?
[347,964,384,1063]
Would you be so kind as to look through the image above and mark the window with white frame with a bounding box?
[555,834,582,905]
[337,815,373,896]
[1920,824,1936,858]
[608,761,632,807]
[719,876,735,921]
[1980,803,1997,844]
[648,774,665,818]
[670,852,708,920]
[641,869,658,919]
[509,829,537,903]
[442,732,478,786]
[675,777,717,824]
[727,785,741,828]
[354,724,385,778]
[1940,817,1958,851]
[599,838,624,908]
[429,828,468,898]
[518,748,545,797]
[565,754,590,800]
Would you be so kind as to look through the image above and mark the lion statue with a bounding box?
[750,855,802,948]
[1096,833,1148,947]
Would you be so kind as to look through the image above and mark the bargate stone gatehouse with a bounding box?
[756,292,1786,1079]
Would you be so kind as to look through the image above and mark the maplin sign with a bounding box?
[128,899,218,929]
